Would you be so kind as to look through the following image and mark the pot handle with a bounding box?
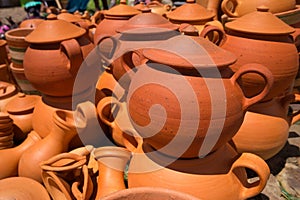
[200,24,226,46]
[96,96,143,152]
[96,96,118,128]
[230,153,270,199]
[231,63,274,110]
[61,39,83,75]
[95,35,120,68]
[221,0,239,17]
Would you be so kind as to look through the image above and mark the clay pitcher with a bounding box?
[23,14,94,97]
[93,146,131,199]
[109,35,273,158]
[0,131,41,179]
[18,109,86,183]
[216,6,299,102]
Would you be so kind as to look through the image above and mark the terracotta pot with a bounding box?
[96,12,179,99]
[128,143,270,200]
[19,18,44,28]
[218,7,299,101]
[112,35,273,158]
[18,109,86,183]
[4,93,40,135]
[147,1,172,16]
[4,28,33,69]
[93,146,131,199]
[275,5,300,26]
[0,131,41,179]
[9,63,39,95]
[232,111,290,160]
[97,96,142,151]
[101,187,200,200]
[0,177,50,200]
[166,0,216,32]
[0,81,18,111]
[93,0,140,43]
[23,14,94,97]
[221,0,296,17]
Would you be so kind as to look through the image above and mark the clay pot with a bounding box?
[0,177,50,200]
[275,5,300,26]
[18,109,86,183]
[218,7,299,101]
[93,146,131,199]
[4,93,40,135]
[147,1,172,16]
[19,18,44,28]
[93,0,140,43]
[166,0,216,32]
[0,81,18,111]
[128,143,270,200]
[0,131,41,179]
[4,28,33,69]
[23,14,94,97]
[9,63,38,94]
[101,187,200,200]
[97,96,142,151]
[221,0,296,18]
[112,35,273,158]
[96,11,179,98]
[232,111,290,160]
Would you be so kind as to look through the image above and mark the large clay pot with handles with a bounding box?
[23,14,94,97]
[221,0,296,18]
[104,35,273,158]
[128,143,270,200]
[203,7,299,102]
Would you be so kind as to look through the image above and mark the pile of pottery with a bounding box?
[0,0,299,199]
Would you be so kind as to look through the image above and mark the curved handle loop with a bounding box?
[200,24,227,46]
[61,39,83,75]
[231,63,274,110]
[231,153,270,199]
[91,10,105,25]
[221,0,239,18]
[95,35,120,69]
[96,96,119,127]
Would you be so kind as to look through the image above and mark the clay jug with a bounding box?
[109,35,273,158]
[18,109,86,183]
[93,0,140,43]
[166,0,218,33]
[231,111,290,160]
[93,146,131,199]
[0,177,51,200]
[128,143,270,200]
[101,187,200,200]
[23,14,95,97]
[221,0,296,18]
[215,7,299,102]
[4,93,41,137]
[97,96,142,151]
[0,131,41,179]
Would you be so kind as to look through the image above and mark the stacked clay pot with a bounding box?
[0,112,14,149]
[22,14,95,141]
[216,6,299,159]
